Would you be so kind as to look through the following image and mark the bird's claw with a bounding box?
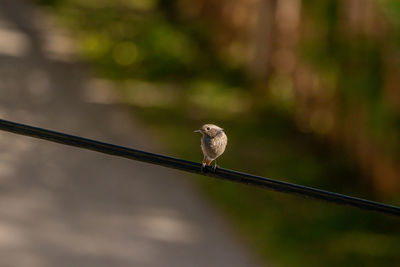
[201,163,218,173]
[212,163,218,173]
[201,163,207,173]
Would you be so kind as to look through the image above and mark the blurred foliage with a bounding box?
[34,0,400,266]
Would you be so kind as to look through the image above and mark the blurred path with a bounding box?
[0,0,259,266]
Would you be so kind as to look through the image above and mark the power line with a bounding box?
[0,118,399,217]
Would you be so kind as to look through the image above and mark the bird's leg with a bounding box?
[202,157,213,172]
[201,156,208,172]
[213,160,218,172]
[201,162,206,172]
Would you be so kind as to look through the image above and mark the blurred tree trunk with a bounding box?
[248,0,277,79]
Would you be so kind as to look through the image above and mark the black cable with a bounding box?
[0,118,399,217]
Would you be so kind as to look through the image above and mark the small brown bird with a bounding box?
[194,124,228,170]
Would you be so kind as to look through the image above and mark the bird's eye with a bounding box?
[206,127,210,131]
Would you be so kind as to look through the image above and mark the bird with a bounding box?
[194,124,228,171]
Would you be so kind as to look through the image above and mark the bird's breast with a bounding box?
[201,133,227,159]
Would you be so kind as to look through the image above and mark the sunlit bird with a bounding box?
[194,124,228,171]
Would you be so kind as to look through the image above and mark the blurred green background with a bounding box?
[34,0,400,266]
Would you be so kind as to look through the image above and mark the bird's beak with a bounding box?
[194,129,201,133]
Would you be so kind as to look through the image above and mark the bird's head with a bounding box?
[194,124,224,138]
